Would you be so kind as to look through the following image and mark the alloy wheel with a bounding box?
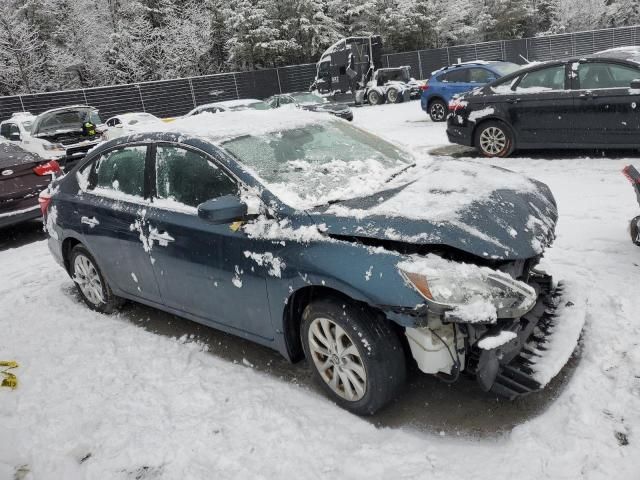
[479,126,507,156]
[308,317,367,401]
[387,89,398,103]
[430,102,445,121]
[73,254,105,306]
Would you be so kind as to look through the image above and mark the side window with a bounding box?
[106,118,120,127]
[440,69,468,83]
[87,146,147,198]
[0,123,10,139]
[578,62,640,89]
[155,146,237,209]
[516,65,566,91]
[468,68,494,83]
[279,96,294,105]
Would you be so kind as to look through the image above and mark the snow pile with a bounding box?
[243,215,326,243]
[477,330,517,350]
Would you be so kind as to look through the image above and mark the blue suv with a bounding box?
[421,61,521,121]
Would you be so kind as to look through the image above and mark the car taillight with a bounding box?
[448,98,467,112]
[38,190,52,217]
[33,160,61,176]
[420,84,429,91]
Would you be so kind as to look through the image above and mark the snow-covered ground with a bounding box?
[1,101,639,479]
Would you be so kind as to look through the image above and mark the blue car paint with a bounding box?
[420,62,515,112]
[46,131,556,362]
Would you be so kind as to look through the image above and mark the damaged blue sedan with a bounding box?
[41,109,581,414]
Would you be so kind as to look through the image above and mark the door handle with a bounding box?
[80,216,99,228]
[149,227,175,246]
[507,98,520,104]
[579,92,597,99]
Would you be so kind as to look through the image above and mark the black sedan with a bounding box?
[266,92,354,121]
[0,142,60,228]
[447,47,640,157]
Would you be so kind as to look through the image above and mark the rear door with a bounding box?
[144,144,275,339]
[76,145,162,302]
[571,60,640,146]
[438,69,472,100]
[505,63,574,145]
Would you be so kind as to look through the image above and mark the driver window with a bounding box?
[516,65,566,91]
[155,146,237,210]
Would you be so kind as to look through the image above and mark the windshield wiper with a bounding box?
[385,163,416,183]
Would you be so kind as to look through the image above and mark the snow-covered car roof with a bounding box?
[158,108,326,144]
[591,46,640,64]
[107,112,161,124]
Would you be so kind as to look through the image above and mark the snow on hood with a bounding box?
[311,159,558,260]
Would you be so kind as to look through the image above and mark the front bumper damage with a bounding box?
[398,272,585,400]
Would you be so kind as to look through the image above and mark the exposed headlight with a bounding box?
[43,143,65,152]
[398,255,537,322]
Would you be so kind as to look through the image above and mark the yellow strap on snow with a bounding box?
[0,361,18,390]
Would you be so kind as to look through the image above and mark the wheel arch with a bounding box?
[61,235,83,274]
[427,95,446,108]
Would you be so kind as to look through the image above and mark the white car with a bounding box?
[104,112,164,140]
[184,99,272,117]
[0,112,64,161]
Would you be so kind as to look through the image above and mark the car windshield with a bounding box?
[222,121,413,208]
[291,93,327,104]
[227,101,272,111]
[492,63,523,76]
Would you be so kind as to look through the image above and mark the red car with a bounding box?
[623,165,640,246]
[0,142,60,229]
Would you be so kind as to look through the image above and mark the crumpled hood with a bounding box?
[308,161,558,260]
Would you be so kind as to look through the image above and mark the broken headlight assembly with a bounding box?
[398,260,537,321]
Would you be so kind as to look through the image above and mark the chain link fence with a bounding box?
[1,25,639,122]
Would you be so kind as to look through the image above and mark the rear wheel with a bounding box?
[475,121,515,158]
[386,87,400,104]
[428,99,447,122]
[367,90,384,106]
[301,298,406,415]
[631,216,640,246]
[69,245,120,313]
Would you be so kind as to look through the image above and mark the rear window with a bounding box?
[439,69,468,83]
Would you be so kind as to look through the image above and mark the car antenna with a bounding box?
[519,54,532,64]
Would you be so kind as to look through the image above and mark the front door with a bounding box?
[506,63,574,146]
[571,60,640,146]
[144,144,275,340]
[76,145,162,302]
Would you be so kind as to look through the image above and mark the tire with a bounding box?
[631,216,640,246]
[474,120,515,158]
[386,87,400,104]
[367,90,384,106]
[69,244,120,313]
[428,99,447,122]
[301,298,406,415]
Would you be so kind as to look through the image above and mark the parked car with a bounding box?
[266,92,353,121]
[29,105,105,168]
[42,109,577,414]
[447,48,640,157]
[623,165,640,246]
[421,61,522,121]
[185,99,272,117]
[105,113,164,140]
[0,112,66,162]
[0,141,60,228]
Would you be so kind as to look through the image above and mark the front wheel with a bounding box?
[301,298,406,415]
[367,90,384,106]
[474,121,515,158]
[631,216,640,246]
[386,87,401,104]
[70,245,121,313]
[428,99,447,122]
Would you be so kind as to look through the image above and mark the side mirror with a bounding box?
[197,195,247,224]
[9,132,20,141]
[631,79,640,90]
